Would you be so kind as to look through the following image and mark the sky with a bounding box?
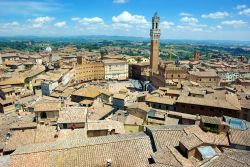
[0,0,250,40]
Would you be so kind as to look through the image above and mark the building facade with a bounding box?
[189,71,220,87]
[193,50,201,61]
[41,80,59,96]
[159,64,188,80]
[75,56,104,82]
[103,59,128,80]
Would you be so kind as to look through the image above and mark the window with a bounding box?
[182,105,186,108]
[40,112,47,119]
[191,106,195,109]
[200,107,204,110]
[210,108,214,112]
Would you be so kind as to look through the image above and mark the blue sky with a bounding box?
[0,0,250,40]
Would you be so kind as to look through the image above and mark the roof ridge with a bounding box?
[13,133,149,155]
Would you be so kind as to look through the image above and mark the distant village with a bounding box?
[0,14,250,167]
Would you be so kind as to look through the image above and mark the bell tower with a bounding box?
[150,12,161,75]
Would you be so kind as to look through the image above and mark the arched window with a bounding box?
[40,112,47,119]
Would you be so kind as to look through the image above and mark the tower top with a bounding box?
[150,12,161,40]
[154,12,158,17]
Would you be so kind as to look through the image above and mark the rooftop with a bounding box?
[9,133,153,167]
[72,86,101,99]
[57,107,87,124]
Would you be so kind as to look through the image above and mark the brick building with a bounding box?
[189,71,220,87]
[75,56,104,82]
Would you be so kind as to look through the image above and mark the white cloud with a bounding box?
[179,12,192,17]
[112,11,148,25]
[216,25,222,29]
[161,21,174,29]
[210,25,223,30]
[221,20,247,28]
[236,4,247,10]
[71,17,80,21]
[54,21,66,28]
[202,12,229,19]
[0,0,62,15]
[5,21,19,27]
[79,17,104,25]
[28,16,54,28]
[113,0,128,4]
[180,17,198,24]
[0,21,20,30]
[176,25,203,32]
[112,23,131,31]
[239,8,250,16]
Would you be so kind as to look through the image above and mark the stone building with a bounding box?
[103,59,128,80]
[193,50,201,61]
[34,101,61,123]
[159,63,188,80]
[75,56,104,82]
[189,71,220,87]
[176,92,242,119]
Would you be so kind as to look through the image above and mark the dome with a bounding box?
[45,47,52,53]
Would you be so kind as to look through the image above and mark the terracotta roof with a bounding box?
[179,134,203,150]
[146,125,190,150]
[127,102,150,112]
[147,125,229,151]
[152,147,194,167]
[72,86,101,99]
[4,126,56,152]
[10,122,37,130]
[125,114,144,125]
[9,133,153,167]
[87,120,125,134]
[229,129,250,147]
[0,77,25,86]
[204,148,250,167]
[201,116,222,125]
[176,93,241,110]
[87,103,113,120]
[102,59,127,64]
[146,96,175,105]
[57,107,87,124]
[58,129,87,140]
[100,89,112,96]
[113,93,127,99]
[184,125,229,146]
[34,102,61,112]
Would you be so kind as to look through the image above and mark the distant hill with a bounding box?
[0,35,250,47]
